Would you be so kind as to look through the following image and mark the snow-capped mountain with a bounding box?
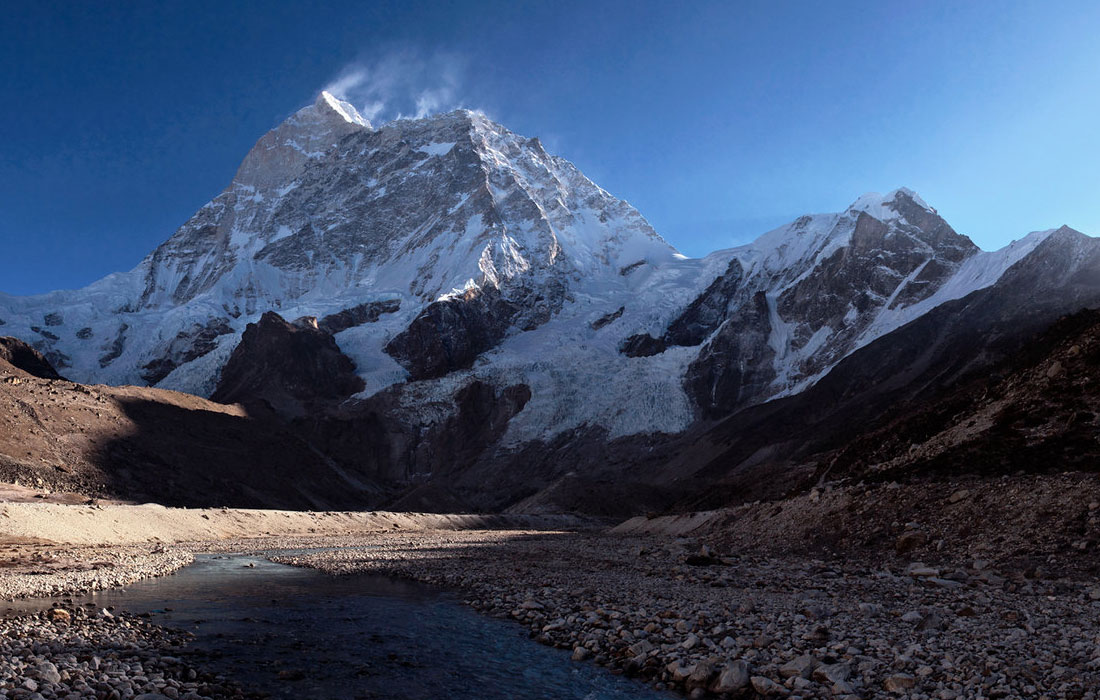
[0,93,1088,451]
[0,92,675,403]
[612,187,1059,420]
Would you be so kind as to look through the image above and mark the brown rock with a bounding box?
[47,608,71,623]
[883,673,916,692]
[711,660,751,693]
[895,530,927,554]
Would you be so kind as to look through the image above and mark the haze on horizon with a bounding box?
[2,0,1099,295]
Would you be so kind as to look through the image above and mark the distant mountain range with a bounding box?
[1,93,1098,513]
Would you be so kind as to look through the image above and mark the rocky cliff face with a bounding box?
[210,311,365,417]
[383,286,520,381]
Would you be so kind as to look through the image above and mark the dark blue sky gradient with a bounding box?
[2,1,1099,294]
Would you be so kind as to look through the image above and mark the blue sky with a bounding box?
[2,1,1099,295]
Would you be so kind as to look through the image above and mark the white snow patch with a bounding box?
[418,142,456,157]
[319,91,372,128]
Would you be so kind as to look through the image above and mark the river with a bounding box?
[9,553,671,699]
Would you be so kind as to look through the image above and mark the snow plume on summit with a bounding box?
[323,49,469,122]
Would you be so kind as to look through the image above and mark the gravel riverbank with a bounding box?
[273,530,1100,699]
[0,545,222,699]
[0,546,192,601]
[0,605,254,699]
[4,524,1100,698]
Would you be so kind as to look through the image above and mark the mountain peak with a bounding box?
[231,92,370,189]
[1052,224,1085,237]
[315,91,372,128]
[846,187,932,222]
[1033,224,1091,250]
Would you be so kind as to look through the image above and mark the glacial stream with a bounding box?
[14,554,670,699]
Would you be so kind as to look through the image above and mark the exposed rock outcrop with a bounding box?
[384,287,519,381]
[618,333,668,358]
[318,299,401,334]
[211,312,364,417]
[0,337,63,380]
[683,290,776,418]
[589,306,624,331]
[140,317,233,384]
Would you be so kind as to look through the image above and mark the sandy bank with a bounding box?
[0,502,593,546]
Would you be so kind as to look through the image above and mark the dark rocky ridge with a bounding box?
[384,287,520,381]
[0,337,63,380]
[318,299,401,334]
[140,318,233,385]
[589,306,624,331]
[822,306,1100,481]
[211,311,365,417]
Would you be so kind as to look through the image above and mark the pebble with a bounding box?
[883,672,917,691]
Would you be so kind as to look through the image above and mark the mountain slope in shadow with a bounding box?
[0,337,387,508]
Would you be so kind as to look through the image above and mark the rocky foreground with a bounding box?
[3,524,1100,699]
[0,605,253,699]
[272,531,1100,699]
[0,545,214,699]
